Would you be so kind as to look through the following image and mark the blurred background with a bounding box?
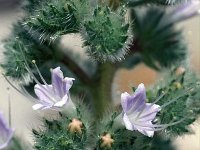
[0,0,199,149]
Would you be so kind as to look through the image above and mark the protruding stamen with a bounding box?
[24,63,49,93]
[19,42,59,103]
[153,118,186,128]
[19,43,44,88]
[151,92,165,106]
[150,118,187,131]
[132,117,186,131]
[32,60,50,88]
[161,93,186,109]
[161,88,192,109]
[24,63,58,103]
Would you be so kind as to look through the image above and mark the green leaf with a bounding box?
[130,7,187,70]
[81,6,132,62]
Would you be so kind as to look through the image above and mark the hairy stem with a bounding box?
[90,62,118,117]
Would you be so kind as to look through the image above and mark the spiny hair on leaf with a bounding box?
[32,96,95,150]
[1,25,53,83]
[130,134,176,150]
[24,0,90,43]
[33,117,90,150]
[94,107,137,149]
[81,5,133,62]
[1,37,35,83]
[96,107,121,133]
[70,96,94,135]
[146,66,200,136]
[130,7,187,70]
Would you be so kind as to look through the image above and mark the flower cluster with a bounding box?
[30,67,161,138]
[29,66,184,139]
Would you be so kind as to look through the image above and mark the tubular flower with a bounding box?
[120,83,188,137]
[121,83,161,137]
[3,61,75,111]
[0,112,14,149]
[170,0,200,23]
[32,66,75,110]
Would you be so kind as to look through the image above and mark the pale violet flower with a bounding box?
[32,67,75,110]
[170,0,200,22]
[3,61,75,111]
[0,112,14,149]
[158,0,200,30]
[121,83,161,137]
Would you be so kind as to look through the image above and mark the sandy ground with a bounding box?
[0,6,199,150]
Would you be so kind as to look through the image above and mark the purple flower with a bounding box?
[0,112,14,149]
[121,83,161,137]
[32,67,75,110]
[170,0,200,22]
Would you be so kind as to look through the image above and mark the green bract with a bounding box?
[130,8,187,70]
[33,103,93,150]
[82,6,132,62]
[24,0,89,42]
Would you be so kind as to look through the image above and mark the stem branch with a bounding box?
[60,53,92,84]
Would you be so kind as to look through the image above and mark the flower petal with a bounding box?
[139,104,161,122]
[51,67,65,98]
[130,83,146,111]
[32,104,46,110]
[123,113,134,131]
[34,84,54,105]
[54,94,68,107]
[121,92,131,112]
[121,83,146,113]
[132,120,155,137]
[63,77,75,93]
[137,128,154,137]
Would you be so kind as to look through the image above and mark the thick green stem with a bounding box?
[90,62,117,118]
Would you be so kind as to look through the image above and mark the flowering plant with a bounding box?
[1,0,200,149]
